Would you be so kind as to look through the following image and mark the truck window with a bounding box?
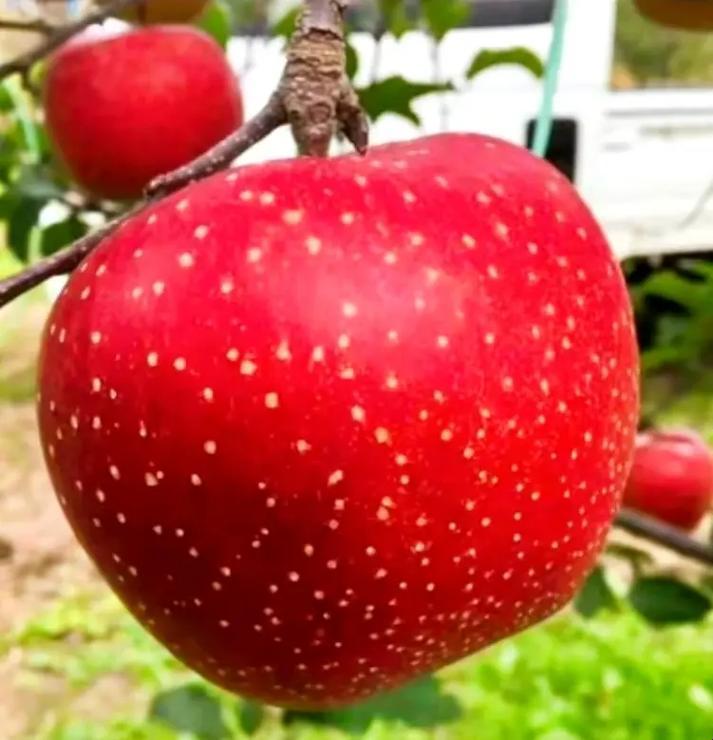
[463,0,554,27]
[525,119,578,182]
[346,0,554,33]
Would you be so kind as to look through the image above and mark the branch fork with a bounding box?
[146,0,366,199]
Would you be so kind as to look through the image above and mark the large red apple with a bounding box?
[624,428,713,531]
[43,26,243,201]
[37,134,639,709]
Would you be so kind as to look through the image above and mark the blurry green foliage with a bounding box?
[614,0,713,87]
[5,591,713,739]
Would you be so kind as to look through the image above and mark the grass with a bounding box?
[3,591,712,740]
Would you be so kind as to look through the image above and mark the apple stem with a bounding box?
[0,0,143,82]
[616,508,713,566]
[282,0,368,157]
[147,0,367,198]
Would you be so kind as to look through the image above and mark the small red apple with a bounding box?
[37,134,639,709]
[43,26,243,201]
[624,428,713,531]
[634,0,713,31]
[97,0,210,24]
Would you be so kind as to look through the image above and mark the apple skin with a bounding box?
[624,428,713,531]
[98,0,210,24]
[37,134,639,709]
[43,26,243,201]
[634,0,713,31]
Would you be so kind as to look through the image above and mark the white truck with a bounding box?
[229,0,713,261]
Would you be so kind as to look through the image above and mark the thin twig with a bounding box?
[615,508,713,566]
[0,0,141,82]
[0,203,146,308]
[147,95,287,199]
[0,18,55,34]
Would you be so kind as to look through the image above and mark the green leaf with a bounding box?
[630,577,712,625]
[6,197,42,263]
[272,7,300,38]
[40,217,88,257]
[574,567,618,618]
[285,675,462,734]
[467,47,545,80]
[346,40,359,80]
[421,0,470,40]
[149,684,229,739]
[358,76,453,125]
[0,83,13,113]
[606,543,654,570]
[638,265,713,314]
[379,0,414,37]
[0,193,15,220]
[195,1,233,49]
[238,701,264,736]
[15,165,67,202]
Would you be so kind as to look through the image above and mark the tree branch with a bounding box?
[0,203,147,306]
[146,95,287,199]
[615,508,713,566]
[0,96,289,309]
[0,18,54,34]
[0,0,141,83]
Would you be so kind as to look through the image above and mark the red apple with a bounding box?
[97,0,210,24]
[624,428,713,530]
[43,26,243,201]
[37,134,639,709]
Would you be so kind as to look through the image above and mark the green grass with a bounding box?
[5,592,712,740]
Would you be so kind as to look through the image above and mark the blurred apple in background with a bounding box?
[634,0,713,32]
[42,25,243,200]
[624,428,713,531]
[97,0,210,24]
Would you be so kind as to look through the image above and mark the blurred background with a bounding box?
[1,0,712,738]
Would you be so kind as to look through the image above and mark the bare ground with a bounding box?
[0,296,112,738]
